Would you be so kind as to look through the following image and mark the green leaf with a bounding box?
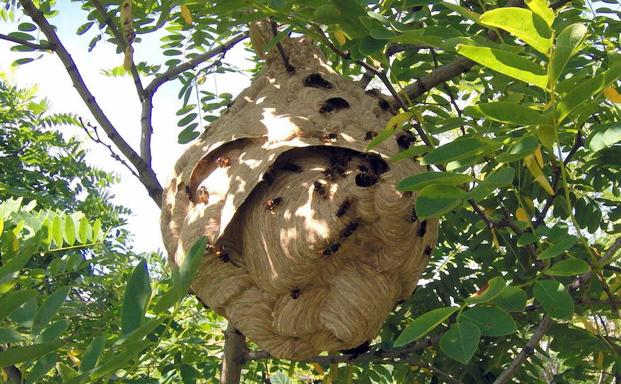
[52,215,63,246]
[479,8,552,54]
[79,335,106,373]
[78,217,91,244]
[64,215,76,246]
[548,23,587,86]
[313,4,342,24]
[57,362,79,380]
[0,342,62,367]
[440,1,481,22]
[394,307,459,347]
[397,172,473,192]
[115,317,164,347]
[178,125,200,144]
[0,289,37,322]
[421,136,498,165]
[544,258,590,276]
[468,167,516,201]
[37,319,70,342]
[87,340,151,381]
[465,277,506,304]
[517,232,538,247]
[439,322,480,364]
[151,288,180,314]
[121,259,152,335]
[389,145,428,163]
[367,112,413,150]
[492,286,527,312]
[537,235,577,260]
[456,45,548,89]
[415,185,466,219]
[33,286,71,334]
[29,352,58,383]
[465,102,548,125]
[172,237,208,297]
[496,136,538,163]
[91,219,103,242]
[525,0,554,27]
[533,280,574,320]
[0,327,25,344]
[458,306,517,336]
[557,74,604,122]
[588,123,621,152]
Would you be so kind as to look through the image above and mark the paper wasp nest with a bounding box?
[161,29,438,360]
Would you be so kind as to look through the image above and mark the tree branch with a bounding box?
[398,0,572,105]
[78,117,140,179]
[0,32,53,50]
[495,239,619,383]
[18,0,163,206]
[139,32,247,169]
[493,316,553,384]
[220,324,248,384]
[144,33,248,96]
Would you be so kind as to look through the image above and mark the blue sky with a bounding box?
[0,1,252,253]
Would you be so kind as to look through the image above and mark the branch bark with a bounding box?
[0,32,53,50]
[140,32,247,169]
[220,324,248,384]
[18,0,163,206]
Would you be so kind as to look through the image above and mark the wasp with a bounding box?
[364,131,378,141]
[290,288,301,299]
[265,197,283,212]
[216,156,232,167]
[304,73,333,89]
[321,242,341,257]
[196,186,209,204]
[313,181,327,199]
[396,132,416,149]
[340,220,359,239]
[423,245,433,256]
[417,220,428,237]
[336,198,352,217]
[320,132,338,143]
[408,207,418,223]
[184,185,193,200]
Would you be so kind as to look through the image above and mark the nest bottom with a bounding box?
[188,146,436,359]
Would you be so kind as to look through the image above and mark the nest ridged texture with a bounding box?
[160,36,438,360]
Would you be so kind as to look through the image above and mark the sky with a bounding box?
[0,2,253,254]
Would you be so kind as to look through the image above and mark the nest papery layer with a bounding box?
[161,37,438,359]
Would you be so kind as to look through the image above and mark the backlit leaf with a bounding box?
[394,307,459,347]
[439,322,480,364]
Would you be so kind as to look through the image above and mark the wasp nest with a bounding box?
[160,28,438,360]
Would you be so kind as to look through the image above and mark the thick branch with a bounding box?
[220,324,247,384]
[144,33,248,96]
[493,316,552,384]
[18,0,163,206]
[496,239,619,383]
[0,32,53,50]
[398,0,573,105]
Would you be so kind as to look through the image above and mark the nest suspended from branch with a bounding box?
[161,24,438,360]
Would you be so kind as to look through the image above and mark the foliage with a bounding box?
[2,0,621,382]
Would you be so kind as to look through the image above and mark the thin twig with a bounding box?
[78,117,140,179]
[0,32,53,50]
[18,0,163,205]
